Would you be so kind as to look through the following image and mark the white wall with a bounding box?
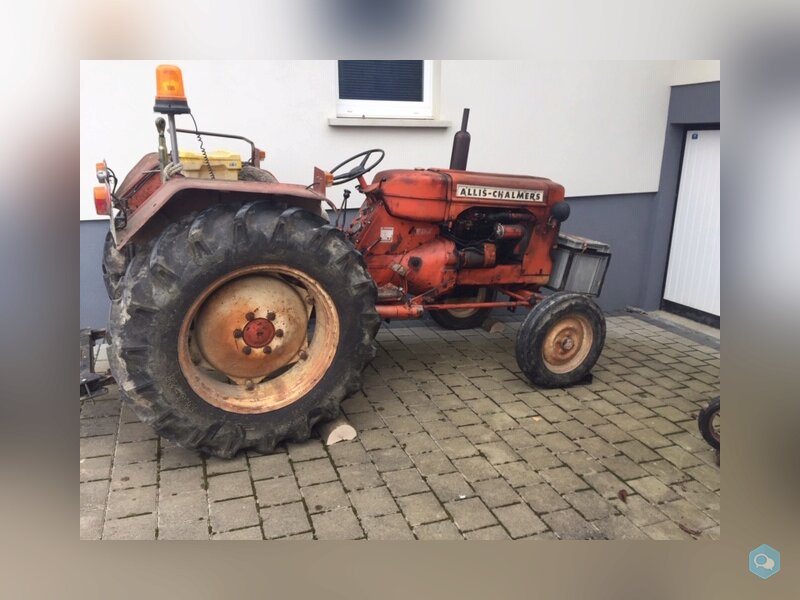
[672,60,721,85]
[80,60,699,220]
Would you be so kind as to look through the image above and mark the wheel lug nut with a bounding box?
[305,296,314,305]
[242,346,252,355]
[266,311,276,321]
[245,379,254,391]
[263,346,272,354]
[299,350,308,360]
[245,312,255,321]
[275,329,284,338]
[233,329,243,338]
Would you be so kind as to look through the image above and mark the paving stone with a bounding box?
[657,445,703,469]
[261,501,311,539]
[411,450,456,477]
[359,428,397,451]
[606,413,648,432]
[472,478,520,508]
[103,514,156,540]
[445,497,497,532]
[519,483,569,514]
[398,492,447,526]
[609,495,668,527]
[427,472,475,503]
[629,476,680,504]
[369,447,414,472]
[327,441,369,467]
[628,427,673,449]
[397,431,440,455]
[540,467,588,494]
[249,453,292,480]
[207,471,253,503]
[111,461,158,490]
[80,455,112,482]
[80,480,110,512]
[554,420,595,441]
[558,451,603,476]
[160,519,210,540]
[446,408,483,426]
[642,460,691,485]
[465,525,511,540]
[210,496,260,533]
[642,520,694,540]
[475,440,519,465]
[493,503,548,538]
[659,499,717,532]
[437,436,479,460]
[453,456,499,483]
[205,453,248,475]
[80,509,105,540]
[542,509,603,540]
[362,513,414,540]
[498,428,538,450]
[160,466,205,496]
[312,507,364,540]
[301,481,350,513]
[350,486,399,518]
[158,490,208,525]
[384,415,424,435]
[413,520,463,540]
[594,515,648,540]
[117,421,158,443]
[459,423,501,445]
[591,423,632,444]
[576,437,618,459]
[382,468,429,497]
[293,458,338,487]
[564,489,613,520]
[80,435,116,458]
[495,460,544,488]
[616,440,660,463]
[160,445,203,470]
[81,416,118,438]
[212,526,262,540]
[481,411,520,431]
[686,464,720,491]
[255,476,301,507]
[518,445,563,470]
[338,462,383,491]
[106,485,156,520]
[601,455,649,480]
[584,471,633,500]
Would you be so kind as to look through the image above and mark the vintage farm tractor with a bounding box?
[92,65,611,457]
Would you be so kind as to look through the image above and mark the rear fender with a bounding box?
[115,178,326,249]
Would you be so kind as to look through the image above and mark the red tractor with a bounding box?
[95,65,610,457]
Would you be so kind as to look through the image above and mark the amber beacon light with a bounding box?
[154,64,191,115]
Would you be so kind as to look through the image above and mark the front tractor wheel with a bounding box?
[108,203,380,457]
[515,292,605,388]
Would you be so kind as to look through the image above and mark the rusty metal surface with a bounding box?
[116,178,325,248]
[177,265,340,414]
[542,314,593,374]
[193,275,308,380]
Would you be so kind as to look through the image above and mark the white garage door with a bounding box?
[663,129,720,317]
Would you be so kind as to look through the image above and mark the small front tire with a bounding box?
[515,292,605,388]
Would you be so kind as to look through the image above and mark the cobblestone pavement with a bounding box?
[80,314,720,540]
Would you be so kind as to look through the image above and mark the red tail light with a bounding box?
[93,186,110,215]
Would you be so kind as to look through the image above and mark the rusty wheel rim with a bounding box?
[178,265,339,414]
[541,313,593,374]
[445,288,487,318]
[710,410,720,443]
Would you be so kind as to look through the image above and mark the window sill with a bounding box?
[328,117,451,128]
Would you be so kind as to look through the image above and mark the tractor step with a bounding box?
[80,328,115,400]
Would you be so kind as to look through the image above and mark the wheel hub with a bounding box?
[193,275,308,380]
[542,314,593,374]
[242,317,275,348]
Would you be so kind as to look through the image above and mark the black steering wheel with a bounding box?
[329,148,385,185]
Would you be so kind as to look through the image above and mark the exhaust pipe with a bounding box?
[449,108,471,170]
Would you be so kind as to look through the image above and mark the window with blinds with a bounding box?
[336,60,434,119]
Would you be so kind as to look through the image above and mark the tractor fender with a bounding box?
[114,177,326,249]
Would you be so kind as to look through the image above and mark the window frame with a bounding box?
[336,60,435,119]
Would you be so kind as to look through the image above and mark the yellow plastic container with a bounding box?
[179,149,242,181]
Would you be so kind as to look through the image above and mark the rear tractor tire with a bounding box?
[515,292,605,388]
[108,202,380,458]
[429,286,496,330]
